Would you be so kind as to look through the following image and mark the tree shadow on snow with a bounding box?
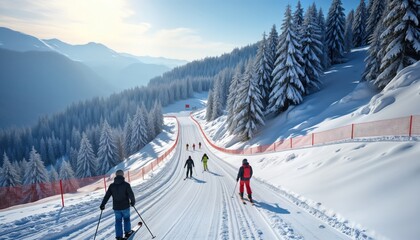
[253,200,290,215]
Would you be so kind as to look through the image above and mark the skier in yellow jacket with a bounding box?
[201,153,209,171]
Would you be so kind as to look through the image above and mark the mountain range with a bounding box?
[0,27,187,127]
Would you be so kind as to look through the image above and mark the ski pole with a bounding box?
[231,180,239,198]
[133,205,156,239]
[193,166,197,176]
[93,210,103,240]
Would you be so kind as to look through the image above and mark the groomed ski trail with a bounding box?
[0,116,352,240]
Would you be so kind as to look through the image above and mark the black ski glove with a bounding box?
[131,202,135,207]
[100,205,105,210]
[236,178,239,182]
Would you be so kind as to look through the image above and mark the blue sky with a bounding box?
[0,0,359,61]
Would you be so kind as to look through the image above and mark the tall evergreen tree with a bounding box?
[206,90,214,122]
[267,25,279,74]
[352,0,367,47]
[344,10,355,53]
[233,59,265,141]
[268,5,305,115]
[152,101,163,136]
[302,6,323,93]
[76,133,97,178]
[49,167,59,182]
[375,0,420,89]
[211,78,224,120]
[363,18,387,82]
[318,8,329,69]
[123,115,133,156]
[130,106,148,153]
[1,152,21,187]
[23,147,50,200]
[293,1,305,38]
[226,62,245,132]
[366,0,387,43]
[326,0,346,64]
[97,120,118,175]
[59,160,79,193]
[255,33,273,109]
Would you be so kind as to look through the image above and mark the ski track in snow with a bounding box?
[0,116,351,240]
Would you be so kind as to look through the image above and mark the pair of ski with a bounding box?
[183,177,193,180]
[123,222,142,240]
[240,196,255,206]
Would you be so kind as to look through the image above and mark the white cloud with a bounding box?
[0,0,236,60]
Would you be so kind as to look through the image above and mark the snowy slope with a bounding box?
[192,49,420,239]
[0,115,352,240]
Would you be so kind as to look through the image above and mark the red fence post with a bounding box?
[103,177,107,193]
[351,124,355,139]
[290,138,293,149]
[60,180,65,208]
[312,133,314,146]
[409,115,413,137]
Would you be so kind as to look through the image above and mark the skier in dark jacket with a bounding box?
[236,159,253,202]
[100,169,135,240]
[184,156,195,178]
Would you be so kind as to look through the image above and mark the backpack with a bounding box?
[243,165,251,179]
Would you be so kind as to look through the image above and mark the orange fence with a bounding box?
[0,116,179,210]
[191,115,420,155]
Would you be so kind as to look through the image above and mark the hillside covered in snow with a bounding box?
[193,48,420,239]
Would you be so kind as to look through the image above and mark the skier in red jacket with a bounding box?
[236,159,253,203]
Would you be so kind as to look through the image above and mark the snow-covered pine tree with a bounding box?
[49,167,59,182]
[1,152,21,187]
[232,59,264,141]
[318,8,330,69]
[363,17,387,82]
[123,115,133,156]
[49,166,59,194]
[326,0,346,64]
[268,5,305,115]
[344,10,355,53]
[59,160,79,193]
[152,101,163,136]
[375,0,420,89]
[23,147,50,201]
[301,5,323,93]
[267,25,279,74]
[39,138,47,165]
[12,160,22,184]
[206,89,214,121]
[211,77,224,120]
[148,101,163,139]
[19,158,28,180]
[226,62,245,132]
[130,106,148,153]
[98,120,118,175]
[76,133,97,178]
[255,33,273,110]
[366,0,387,44]
[293,1,305,39]
[352,0,367,47]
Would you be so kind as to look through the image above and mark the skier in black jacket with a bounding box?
[100,169,135,240]
[184,156,195,178]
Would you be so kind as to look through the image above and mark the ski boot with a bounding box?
[248,194,254,204]
[239,192,244,200]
